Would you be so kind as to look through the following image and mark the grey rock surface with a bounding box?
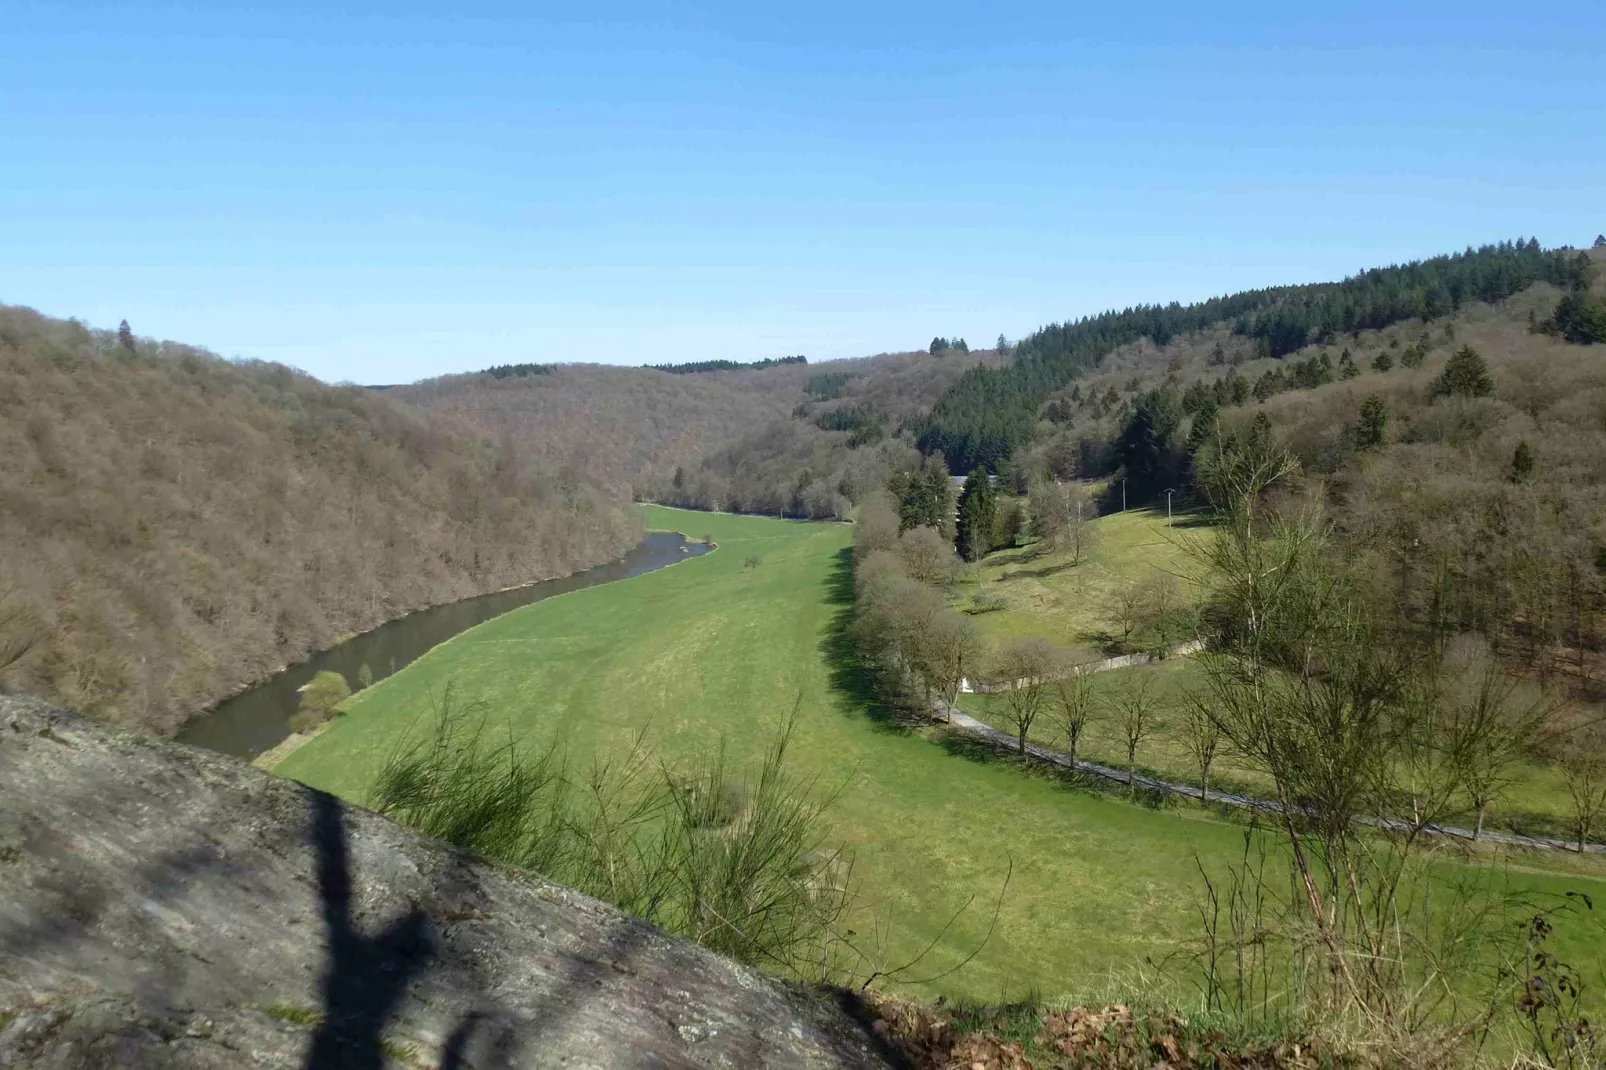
[0,695,894,1069]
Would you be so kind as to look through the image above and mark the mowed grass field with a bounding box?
[953,503,1209,656]
[278,506,1606,1004]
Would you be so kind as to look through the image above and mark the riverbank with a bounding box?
[177,532,708,760]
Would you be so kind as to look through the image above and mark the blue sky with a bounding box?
[3,2,1603,383]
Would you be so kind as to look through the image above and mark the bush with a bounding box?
[372,696,848,974]
[744,554,762,569]
[287,709,326,734]
[970,590,1008,614]
[299,670,351,718]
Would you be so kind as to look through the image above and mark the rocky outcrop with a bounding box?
[0,695,894,1069]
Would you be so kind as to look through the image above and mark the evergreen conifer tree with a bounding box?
[1355,393,1388,449]
[1432,345,1494,399]
[955,468,996,562]
[1510,440,1535,483]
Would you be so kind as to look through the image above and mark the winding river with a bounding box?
[176,532,711,759]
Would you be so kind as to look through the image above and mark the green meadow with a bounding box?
[952,503,1209,656]
[278,505,1606,1005]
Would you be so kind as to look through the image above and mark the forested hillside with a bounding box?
[1012,243,1606,698]
[0,305,639,733]
[402,346,1007,519]
[915,240,1587,472]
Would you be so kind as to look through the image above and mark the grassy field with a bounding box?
[278,506,1606,1007]
[953,503,1209,656]
[960,658,1589,842]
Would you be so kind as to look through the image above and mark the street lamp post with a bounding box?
[1164,488,1176,527]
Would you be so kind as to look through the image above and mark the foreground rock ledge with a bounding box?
[0,695,893,1069]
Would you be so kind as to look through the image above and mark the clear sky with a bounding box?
[3,2,1603,383]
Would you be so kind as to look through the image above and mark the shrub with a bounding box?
[970,590,1007,615]
[287,710,324,734]
[744,554,762,569]
[299,670,351,718]
[372,696,848,974]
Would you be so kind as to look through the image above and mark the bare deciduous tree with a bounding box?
[1064,490,1098,566]
[1104,580,1144,648]
[1560,732,1606,853]
[1181,699,1220,805]
[919,612,982,722]
[1028,479,1069,553]
[1049,669,1096,762]
[1437,636,1550,839]
[1114,674,1157,796]
[993,637,1064,755]
[897,525,958,585]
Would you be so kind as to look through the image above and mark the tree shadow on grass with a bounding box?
[820,546,928,735]
[996,558,1083,582]
[932,730,1175,810]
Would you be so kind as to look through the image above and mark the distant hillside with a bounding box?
[398,347,1007,517]
[0,305,640,734]
[393,364,805,497]
[915,240,1586,473]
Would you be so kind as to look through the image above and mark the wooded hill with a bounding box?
[8,237,1600,735]
[0,305,640,733]
[1003,242,1606,704]
[399,346,1008,518]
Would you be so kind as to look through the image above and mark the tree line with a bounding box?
[650,355,808,374]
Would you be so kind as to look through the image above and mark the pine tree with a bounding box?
[117,320,135,354]
[1114,389,1182,501]
[1432,345,1494,399]
[1355,393,1388,449]
[1595,234,1606,249]
[955,468,996,562]
[996,333,1009,353]
[1338,348,1359,379]
[1510,440,1535,483]
[1371,350,1394,372]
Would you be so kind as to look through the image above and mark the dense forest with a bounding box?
[1012,244,1606,702]
[0,305,639,733]
[913,240,1585,473]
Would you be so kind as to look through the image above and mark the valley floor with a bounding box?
[277,506,1606,1007]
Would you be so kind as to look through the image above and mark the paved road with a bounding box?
[936,649,1604,855]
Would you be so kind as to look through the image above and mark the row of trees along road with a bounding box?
[853,430,1606,1062]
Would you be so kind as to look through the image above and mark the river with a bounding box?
[176,532,711,759]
